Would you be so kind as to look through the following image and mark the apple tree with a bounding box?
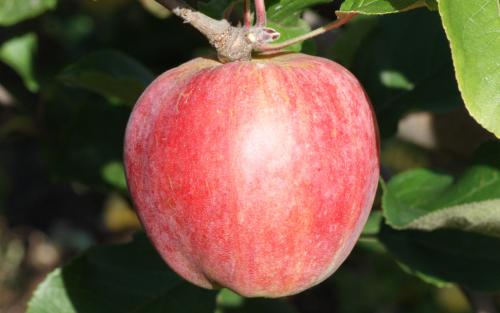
[0,0,498,312]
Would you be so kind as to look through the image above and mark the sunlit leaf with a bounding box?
[337,0,434,16]
[383,142,500,238]
[0,33,39,92]
[0,0,57,26]
[438,0,500,137]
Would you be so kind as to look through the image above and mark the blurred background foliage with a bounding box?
[0,0,498,312]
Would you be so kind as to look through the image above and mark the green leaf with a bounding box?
[438,0,500,138]
[0,33,39,92]
[266,0,329,52]
[198,0,232,19]
[346,9,462,137]
[329,15,379,68]
[333,247,445,311]
[267,0,330,26]
[216,289,299,313]
[101,161,127,191]
[380,225,500,291]
[362,211,383,236]
[382,142,500,238]
[0,0,57,26]
[27,233,217,313]
[265,0,330,52]
[266,19,311,53]
[380,142,500,290]
[44,90,130,187]
[58,50,154,106]
[201,0,327,52]
[337,0,434,16]
[424,0,437,11]
[198,0,329,52]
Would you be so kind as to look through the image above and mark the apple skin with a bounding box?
[124,53,379,298]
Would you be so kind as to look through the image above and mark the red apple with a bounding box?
[124,53,379,298]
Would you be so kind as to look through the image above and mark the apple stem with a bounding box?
[243,0,252,28]
[154,0,227,41]
[255,0,267,27]
[155,0,254,62]
[256,13,357,52]
[154,0,355,62]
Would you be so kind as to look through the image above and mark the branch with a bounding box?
[155,0,229,41]
[155,0,253,62]
[153,0,356,62]
[256,13,357,52]
[243,0,252,27]
[255,0,267,26]
[154,0,190,12]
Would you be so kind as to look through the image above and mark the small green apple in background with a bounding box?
[124,0,379,298]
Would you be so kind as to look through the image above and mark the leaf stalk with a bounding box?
[154,0,355,62]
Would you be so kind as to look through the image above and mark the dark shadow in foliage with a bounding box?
[380,224,500,291]
[58,50,154,106]
[60,233,218,313]
[44,88,131,188]
[431,107,496,159]
[291,279,337,313]
[2,131,106,232]
[219,296,300,313]
[350,8,462,138]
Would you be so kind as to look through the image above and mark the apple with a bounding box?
[124,53,379,298]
